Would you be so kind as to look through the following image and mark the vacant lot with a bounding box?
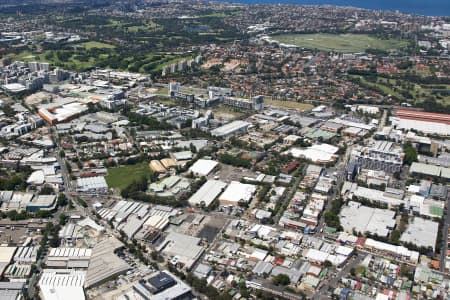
[265,99,314,111]
[271,34,408,52]
[105,162,151,190]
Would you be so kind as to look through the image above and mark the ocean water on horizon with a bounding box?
[224,0,450,16]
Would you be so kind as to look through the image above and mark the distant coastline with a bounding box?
[222,0,450,16]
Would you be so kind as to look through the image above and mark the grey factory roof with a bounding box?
[193,263,212,279]
[253,261,273,275]
[340,202,396,237]
[188,179,227,207]
[119,214,149,238]
[410,162,439,176]
[158,232,204,270]
[28,195,57,208]
[210,120,250,137]
[85,237,130,288]
[76,176,108,192]
[271,266,302,283]
[0,282,24,300]
[400,217,439,251]
[13,246,37,264]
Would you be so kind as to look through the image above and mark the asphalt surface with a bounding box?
[313,252,365,299]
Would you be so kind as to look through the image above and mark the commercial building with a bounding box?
[188,180,227,207]
[288,144,339,164]
[26,195,57,212]
[132,271,192,300]
[223,95,264,111]
[355,141,404,173]
[363,239,419,263]
[38,101,88,125]
[210,120,251,138]
[218,181,257,205]
[391,109,450,136]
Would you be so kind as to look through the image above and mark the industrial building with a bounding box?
[400,217,439,251]
[210,120,251,138]
[13,246,38,264]
[26,195,57,212]
[218,181,257,205]
[188,179,227,207]
[189,159,219,176]
[355,141,404,173]
[158,232,204,270]
[391,109,450,136]
[0,246,17,276]
[149,160,167,174]
[409,162,450,180]
[76,176,108,193]
[85,237,130,288]
[340,202,397,237]
[39,269,86,300]
[46,248,92,268]
[0,282,25,300]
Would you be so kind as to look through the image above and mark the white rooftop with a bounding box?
[219,181,257,204]
[189,159,218,176]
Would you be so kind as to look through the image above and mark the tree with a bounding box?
[272,273,290,286]
[390,230,401,245]
[40,185,55,195]
[57,193,68,207]
[403,143,418,165]
[323,260,333,268]
[59,213,68,225]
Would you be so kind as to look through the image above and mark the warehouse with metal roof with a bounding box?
[400,217,439,251]
[76,176,108,193]
[39,269,86,300]
[218,181,257,205]
[85,237,130,288]
[188,179,227,207]
[189,159,219,176]
[340,201,396,237]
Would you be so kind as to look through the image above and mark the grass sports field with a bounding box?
[271,34,408,52]
[80,41,115,49]
[105,162,151,190]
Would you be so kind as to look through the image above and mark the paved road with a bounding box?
[378,109,388,131]
[316,142,352,232]
[274,164,307,224]
[313,252,365,299]
[439,192,450,272]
